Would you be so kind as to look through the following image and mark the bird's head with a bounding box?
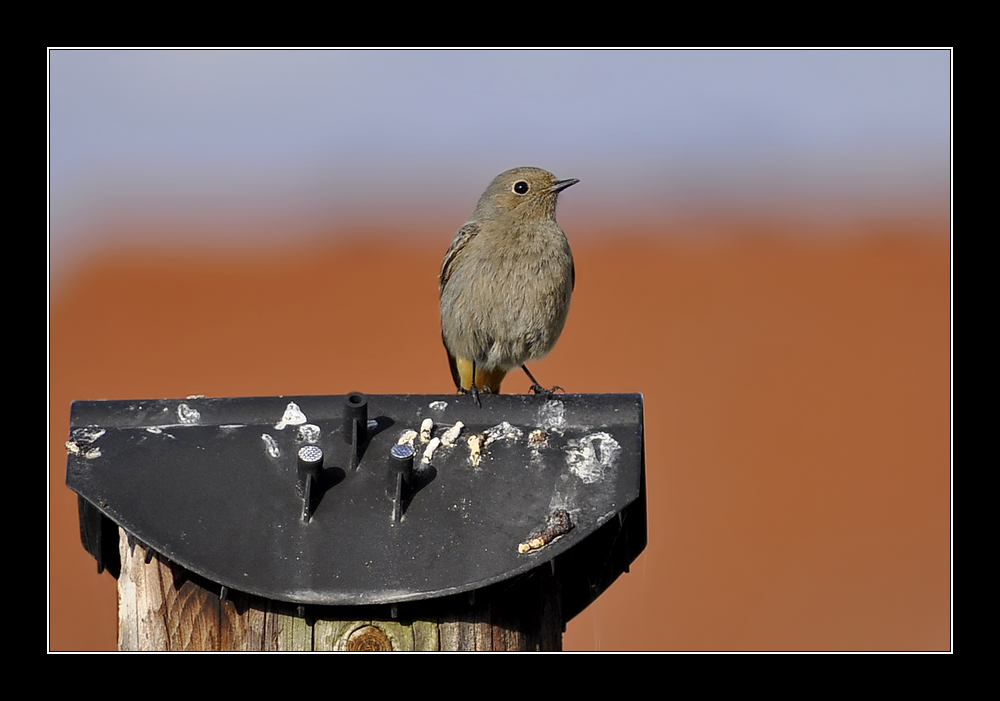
[474,167,578,220]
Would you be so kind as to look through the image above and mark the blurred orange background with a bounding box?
[49,213,949,651]
[49,49,951,651]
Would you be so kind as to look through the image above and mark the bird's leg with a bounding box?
[469,360,482,407]
[522,365,563,396]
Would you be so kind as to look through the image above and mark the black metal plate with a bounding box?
[66,393,644,606]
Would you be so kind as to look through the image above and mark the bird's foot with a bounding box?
[458,384,493,407]
[529,383,564,397]
[521,365,563,397]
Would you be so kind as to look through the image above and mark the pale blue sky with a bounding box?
[49,49,951,277]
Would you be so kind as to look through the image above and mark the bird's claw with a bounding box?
[459,384,494,407]
[529,383,564,397]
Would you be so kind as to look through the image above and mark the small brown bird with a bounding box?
[439,166,578,399]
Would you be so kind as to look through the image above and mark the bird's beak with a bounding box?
[549,178,579,193]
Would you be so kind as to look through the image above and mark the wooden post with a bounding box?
[117,529,562,651]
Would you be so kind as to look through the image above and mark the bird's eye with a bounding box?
[513,181,529,194]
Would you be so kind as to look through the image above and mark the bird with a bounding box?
[439,166,578,401]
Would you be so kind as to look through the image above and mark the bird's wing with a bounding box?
[439,221,480,294]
